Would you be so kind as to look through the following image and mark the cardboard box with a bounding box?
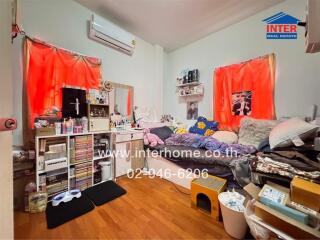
[244,182,320,239]
[35,127,55,136]
[291,177,320,212]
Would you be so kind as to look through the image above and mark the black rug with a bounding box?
[83,180,126,206]
[46,195,95,229]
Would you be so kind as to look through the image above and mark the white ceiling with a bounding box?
[76,0,284,52]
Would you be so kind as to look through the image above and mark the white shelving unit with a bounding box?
[35,131,115,200]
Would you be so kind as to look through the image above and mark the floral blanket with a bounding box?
[165,133,256,156]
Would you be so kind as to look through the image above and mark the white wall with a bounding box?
[13,0,164,146]
[0,0,13,238]
[13,0,320,145]
[164,0,320,124]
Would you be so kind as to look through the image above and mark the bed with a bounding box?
[146,154,196,189]
[143,118,320,190]
[145,143,249,190]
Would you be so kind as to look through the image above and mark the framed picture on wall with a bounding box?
[232,91,252,116]
[187,102,198,120]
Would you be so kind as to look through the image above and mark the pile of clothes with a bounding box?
[251,151,320,184]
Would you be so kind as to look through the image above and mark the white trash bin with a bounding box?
[99,161,112,181]
[218,191,248,239]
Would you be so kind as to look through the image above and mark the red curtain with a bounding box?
[127,88,132,117]
[24,38,101,127]
[213,54,276,130]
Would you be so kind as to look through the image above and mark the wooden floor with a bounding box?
[14,176,232,239]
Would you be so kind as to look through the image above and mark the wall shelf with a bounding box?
[176,82,202,88]
[89,103,109,106]
[178,93,204,97]
[176,84,204,98]
[176,69,202,98]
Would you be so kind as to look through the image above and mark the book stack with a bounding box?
[39,168,68,198]
[70,138,75,164]
[74,136,93,164]
[75,162,92,191]
[73,136,93,190]
[46,180,68,196]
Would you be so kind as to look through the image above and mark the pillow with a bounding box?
[189,116,218,136]
[269,118,319,149]
[211,131,238,144]
[238,117,278,148]
[150,126,174,142]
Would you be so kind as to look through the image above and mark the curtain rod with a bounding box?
[215,53,274,70]
[22,32,101,62]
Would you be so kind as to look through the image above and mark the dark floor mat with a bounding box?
[46,195,95,229]
[83,180,126,206]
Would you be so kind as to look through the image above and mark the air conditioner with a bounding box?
[89,14,136,56]
[305,0,320,53]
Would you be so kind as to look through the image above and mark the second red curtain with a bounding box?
[213,54,276,130]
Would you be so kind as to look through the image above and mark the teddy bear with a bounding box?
[143,128,164,147]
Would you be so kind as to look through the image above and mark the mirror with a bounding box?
[110,82,134,121]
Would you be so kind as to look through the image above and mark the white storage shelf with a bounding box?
[35,131,115,200]
[35,130,112,139]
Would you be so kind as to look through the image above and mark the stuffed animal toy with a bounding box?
[143,128,164,147]
[189,116,219,136]
[175,127,188,134]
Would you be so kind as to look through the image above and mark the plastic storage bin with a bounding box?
[218,191,248,239]
[99,161,112,181]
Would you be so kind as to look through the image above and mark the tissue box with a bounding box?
[291,177,320,212]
